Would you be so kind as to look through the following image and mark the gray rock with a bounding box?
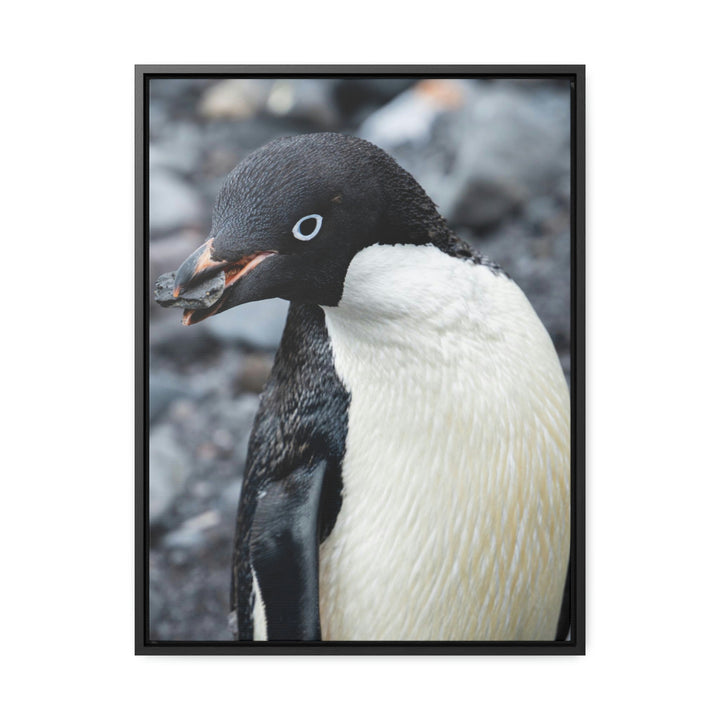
[149,123,204,175]
[198,78,340,127]
[199,79,273,120]
[149,424,191,523]
[154,271,225,310]
[163,509,222,549]
[234,352,274,395]
[149,371,198,425]
[148,572,166,632]
[360,79,571,231]
[450,177,524,231]
[448,80,571,205]
[149,168,205,237]
[220,480,243,515]
[150,78,213,105]
[360,78,470,147]
[332,78,416,121]
[265,79,339,128]
[149,313,223,366]
[204,298,289,350]
[522,195,564,230]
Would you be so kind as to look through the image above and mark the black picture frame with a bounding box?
[135,65,585,655]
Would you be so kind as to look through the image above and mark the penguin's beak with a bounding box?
[172,238,225,299]
[165,238,277,325]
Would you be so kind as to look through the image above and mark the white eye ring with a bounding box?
[292,214,323,241]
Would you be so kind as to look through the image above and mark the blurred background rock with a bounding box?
[148,76,572,641]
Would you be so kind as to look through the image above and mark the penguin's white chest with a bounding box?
[319,243,570,641]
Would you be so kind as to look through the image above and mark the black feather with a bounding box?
[230,304,348,639]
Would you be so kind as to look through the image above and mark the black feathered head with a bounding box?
[163,133,452,323]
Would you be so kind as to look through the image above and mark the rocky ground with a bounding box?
[147,77,572,641]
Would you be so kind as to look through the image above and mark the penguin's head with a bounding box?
[169,132,449,324]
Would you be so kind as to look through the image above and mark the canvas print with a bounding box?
[140,69,582,651]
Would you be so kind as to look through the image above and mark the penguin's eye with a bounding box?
[292,214,323,241]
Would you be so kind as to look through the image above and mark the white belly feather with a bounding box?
[319,243,570,641]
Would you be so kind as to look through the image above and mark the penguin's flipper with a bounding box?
[250,459,327,641]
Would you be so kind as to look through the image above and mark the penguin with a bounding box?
[159,132,571,642]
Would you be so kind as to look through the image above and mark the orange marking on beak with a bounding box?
[224,252,275,288]
[172,238,223,297]
[194,240,224,275]
[177,248,276,326]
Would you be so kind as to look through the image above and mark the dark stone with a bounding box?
[149,424,191,524]
[333,78,416,120]
[149,169,205,237]
[233,353,274,395]
[150,316,223,367]
[450,178,524,232]
[149,371,197,425]
[148,232,206,317]
[154,271,225,310]
[264,79,340,129]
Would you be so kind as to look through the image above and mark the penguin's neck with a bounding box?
[381,184,453,249]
